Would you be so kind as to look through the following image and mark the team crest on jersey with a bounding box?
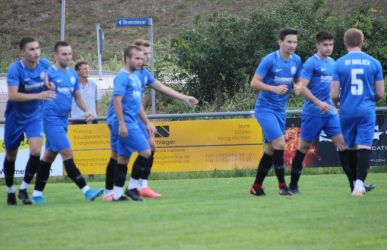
[70,76,76,84]
[144,77,148,84]
[40,72,45,80]
[291,66,297,75]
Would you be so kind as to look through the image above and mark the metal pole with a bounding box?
[96,24,103,80]
[148,17,156,114]
[60,0,66,40]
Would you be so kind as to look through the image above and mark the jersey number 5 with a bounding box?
[351,68,364,95]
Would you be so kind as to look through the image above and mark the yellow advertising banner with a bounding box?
[67,119,263,174]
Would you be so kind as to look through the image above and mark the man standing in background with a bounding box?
[71,61,100,124]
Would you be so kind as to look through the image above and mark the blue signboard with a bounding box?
[115,18,152,27]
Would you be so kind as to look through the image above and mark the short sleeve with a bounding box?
[113,74,127,96]
[144,68,156,86]
[95,83,101,100]
[7,63,20,86]
[294,56,302,79]
[332,61,340,81]
[74,73,81,92]
[300,59,314,81]
[255,55,272,79]
[375,60,384,81]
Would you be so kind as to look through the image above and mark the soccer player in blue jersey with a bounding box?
[288,31,349,193]
[249,28,302,196]
[3,37,55,205]
[331,28,384,197]
[104,41,198,201]
[108,45,149,201]
[31,41,103,203]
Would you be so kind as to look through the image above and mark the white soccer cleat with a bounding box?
[352,186,366,197]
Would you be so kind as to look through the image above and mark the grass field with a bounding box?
[1,173,387,250]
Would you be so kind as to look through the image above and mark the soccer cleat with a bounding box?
[279,186,293,196]
[103,193,114,201]
[18,189,32,205]
[364,183,375,192]
[289,185,301,194]
[352,186,366,197]
[250,186,266,196]
[84,188,104,201]
[32,196,47,204]
[125,188,144,201]
[7,193,17,205]
[138,187,161,198]
[113,195,129,202]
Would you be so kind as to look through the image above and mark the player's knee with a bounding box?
[140,149,152,159]
[60,149,73,161]
[271,137,285,150]
[298,143,310,154]
[6,150,18,161]
[29,147,41,157]
[110,151,117,160]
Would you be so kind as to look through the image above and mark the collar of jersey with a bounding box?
[276,50,293,61]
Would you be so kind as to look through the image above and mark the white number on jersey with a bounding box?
[351,68,364,95]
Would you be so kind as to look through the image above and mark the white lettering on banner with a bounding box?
[0,127,63,178]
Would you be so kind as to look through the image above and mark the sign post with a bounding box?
[96,24,104,80]
[115,17,156,113]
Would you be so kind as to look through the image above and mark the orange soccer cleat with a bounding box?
[102,193,114,201]
[138,187,161,198]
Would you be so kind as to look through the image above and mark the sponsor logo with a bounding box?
[155,126,169,138]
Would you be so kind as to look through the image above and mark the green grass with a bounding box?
[1,174,387,250]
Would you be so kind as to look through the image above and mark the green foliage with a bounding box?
[171,0,387,110]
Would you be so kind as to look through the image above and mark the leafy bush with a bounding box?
[171,0,387,110]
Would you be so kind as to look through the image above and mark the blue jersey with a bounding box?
[135,68,156,94]
[5,58,51,121]
[301,54,335,116]
[255,51,302,113]
[333,51,384,116]
[43,66,80,118]
[111,69,142,124]
[107,68,155,124]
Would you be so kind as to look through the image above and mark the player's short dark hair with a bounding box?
[54,41,70,52]
[75,61,88,71]
[316,31,334,43]
[279,27,298,41]
[19,37,37,50]
[133,39,151,47]
[123,45,142,63]
[344,28,364,48]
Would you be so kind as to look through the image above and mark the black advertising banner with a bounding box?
[284,115,387,168]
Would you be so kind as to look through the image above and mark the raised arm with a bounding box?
[150,80,199,105]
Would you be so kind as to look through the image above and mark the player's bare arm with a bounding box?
[250,73,288,95]
[150,80,199,105]
[330,80,340,108]
[113,95,128,137]
[7,85,55,101]
[375,80,385,103]
[301,78,330,112]
[139,105,156,136]
[293,78,302,95]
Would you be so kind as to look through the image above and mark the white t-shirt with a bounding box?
[71,79,101,118]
